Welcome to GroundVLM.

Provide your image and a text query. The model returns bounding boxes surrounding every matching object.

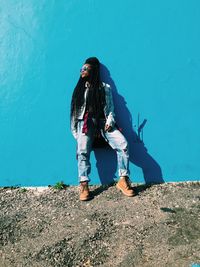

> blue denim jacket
[71,82,116,139]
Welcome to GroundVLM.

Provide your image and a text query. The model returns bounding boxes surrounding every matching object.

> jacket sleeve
[71,116,78,139]
[104,84,116,127]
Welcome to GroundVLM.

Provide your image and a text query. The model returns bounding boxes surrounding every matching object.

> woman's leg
[76,120,95,183]
[102,127,130,177]
[101,127,135,196]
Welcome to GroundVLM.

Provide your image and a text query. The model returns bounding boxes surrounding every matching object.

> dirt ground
[0,181,200,267]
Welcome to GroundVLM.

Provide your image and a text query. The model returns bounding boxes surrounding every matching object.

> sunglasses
[80,66,91,72]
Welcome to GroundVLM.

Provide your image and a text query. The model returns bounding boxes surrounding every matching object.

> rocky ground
[0,181,200,267]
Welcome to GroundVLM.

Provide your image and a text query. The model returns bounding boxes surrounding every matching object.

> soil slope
[0,182,200,267]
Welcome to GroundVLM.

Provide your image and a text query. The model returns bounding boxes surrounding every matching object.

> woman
[70,57,135,200]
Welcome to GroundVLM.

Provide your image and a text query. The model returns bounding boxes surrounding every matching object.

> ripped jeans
[76,118,130,183]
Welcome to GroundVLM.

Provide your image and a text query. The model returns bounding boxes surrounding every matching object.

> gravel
[0,181,200,267]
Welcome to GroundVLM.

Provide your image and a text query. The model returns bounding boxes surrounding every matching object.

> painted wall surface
[0,0,200,186]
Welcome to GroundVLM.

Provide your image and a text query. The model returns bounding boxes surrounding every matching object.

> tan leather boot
[79,181,90,201]
[116,176,135,197]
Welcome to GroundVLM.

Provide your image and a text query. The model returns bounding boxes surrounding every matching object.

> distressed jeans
[76,118,130,183]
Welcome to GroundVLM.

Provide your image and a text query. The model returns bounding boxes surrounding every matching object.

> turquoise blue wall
[1,0,200,186]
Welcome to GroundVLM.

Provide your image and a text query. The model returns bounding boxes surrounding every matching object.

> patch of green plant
[53,181,69,190]
[20,188,27,193]
[3,185,20,190]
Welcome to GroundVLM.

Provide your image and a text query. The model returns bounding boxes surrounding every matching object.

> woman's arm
[104,83,116,130]
[71,116,78,139]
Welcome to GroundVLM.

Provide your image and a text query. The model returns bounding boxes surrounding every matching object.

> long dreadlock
[70,57,105,130]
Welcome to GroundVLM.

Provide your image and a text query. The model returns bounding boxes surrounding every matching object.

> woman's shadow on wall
[93,64,164,185]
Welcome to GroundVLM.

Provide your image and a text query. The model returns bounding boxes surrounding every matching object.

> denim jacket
[71,82,116,139]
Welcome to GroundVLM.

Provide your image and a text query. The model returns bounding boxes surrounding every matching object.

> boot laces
[125,177,132,189]
[80,183,88,192]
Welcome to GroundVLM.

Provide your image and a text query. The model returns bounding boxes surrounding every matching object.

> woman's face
[80,64,92,78]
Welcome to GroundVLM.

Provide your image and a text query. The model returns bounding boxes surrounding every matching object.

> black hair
[70,57,105,129]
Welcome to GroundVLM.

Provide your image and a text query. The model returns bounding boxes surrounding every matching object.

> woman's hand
[104,124,112,132]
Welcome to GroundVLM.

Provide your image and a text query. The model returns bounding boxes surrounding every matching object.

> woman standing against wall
[70,57,135,201]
